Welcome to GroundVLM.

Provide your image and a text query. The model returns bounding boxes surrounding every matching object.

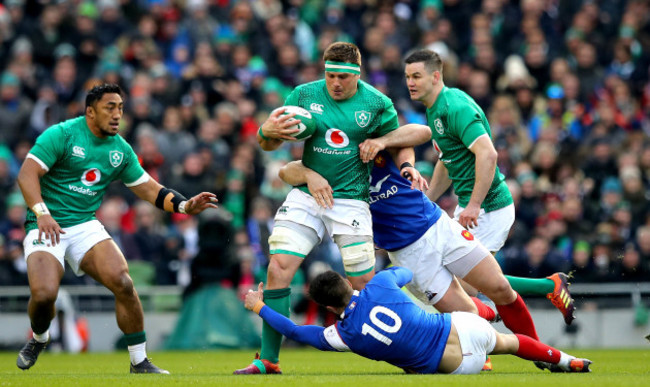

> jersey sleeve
[377,266,414,288]
[258,306,337,351]
[118,143,148,187]
[283,87,300,106]
[28,126,67,171]
[372,98,399,138]
[449,104,488,148]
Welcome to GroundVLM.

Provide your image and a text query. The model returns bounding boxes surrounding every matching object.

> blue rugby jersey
[258,267,452,374]
[369,151,442,250]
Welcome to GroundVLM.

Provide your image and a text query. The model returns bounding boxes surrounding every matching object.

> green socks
[259,288,291,364]
[505,275,554,296]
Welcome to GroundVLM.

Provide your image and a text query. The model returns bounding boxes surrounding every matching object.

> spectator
[0,71,33,147]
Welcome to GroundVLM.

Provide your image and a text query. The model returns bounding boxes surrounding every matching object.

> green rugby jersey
[426,86,513,212]
[25,116,147,231]
[285,79,399,201]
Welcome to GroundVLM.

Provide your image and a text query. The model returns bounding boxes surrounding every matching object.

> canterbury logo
[72,146,86,158]
[310,103,324,113]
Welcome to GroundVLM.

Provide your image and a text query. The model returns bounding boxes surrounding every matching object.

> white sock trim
[33,331,50,343]
[128,342,147,365]
[558,352,573,370]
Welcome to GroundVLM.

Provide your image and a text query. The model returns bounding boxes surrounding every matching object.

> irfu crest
[109,150,124,167]
[433,118,444,135]
[355,111,372,128]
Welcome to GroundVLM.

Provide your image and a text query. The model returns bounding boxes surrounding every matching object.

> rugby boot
[546,272,576,325]
[16,337,50,370]
[130,358,170,374]
[234,352,282,374]
[535,358,592,373]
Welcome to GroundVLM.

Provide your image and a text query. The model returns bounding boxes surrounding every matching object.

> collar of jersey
[429,85,448,112]
[340,290,360,319]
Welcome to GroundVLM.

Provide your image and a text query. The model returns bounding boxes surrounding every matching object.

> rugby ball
[277,105,316,142]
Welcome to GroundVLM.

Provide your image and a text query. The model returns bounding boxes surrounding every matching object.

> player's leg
[328,198,375,290]
[17,229,68,370]
[78,227,168,374]
[458,254,539,340]
[17,252,64,370]
[333,234,375,290]
[461,205,576,324]
[441,211,539,340]
[491,332,592,372]
[236,220,320,374]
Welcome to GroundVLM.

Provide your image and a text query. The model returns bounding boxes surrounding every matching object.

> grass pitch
[1,348,648,386]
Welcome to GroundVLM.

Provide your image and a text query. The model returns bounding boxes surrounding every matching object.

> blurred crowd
[0,0,649,290]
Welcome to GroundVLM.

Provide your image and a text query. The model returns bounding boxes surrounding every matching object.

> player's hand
[184,192,219,214]
[307,171,334,209]
[458,203,480,229]
[37,215,66,246]
[400,167,429,191]
[261,107,301,141]
[359,138,386,163]
[244,282,264,310]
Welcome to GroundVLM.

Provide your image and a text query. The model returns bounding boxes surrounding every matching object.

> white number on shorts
[361,306,402,345]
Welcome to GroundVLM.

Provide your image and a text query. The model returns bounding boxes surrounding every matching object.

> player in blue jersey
[243,267,592,374]
[282,149,555,342]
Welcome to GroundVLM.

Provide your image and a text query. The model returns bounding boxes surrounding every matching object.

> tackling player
[16,84,218,373]
[243,267,592,374]
[281,149,572,346]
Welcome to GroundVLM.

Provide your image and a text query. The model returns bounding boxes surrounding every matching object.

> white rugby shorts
[453,203,515,252]
[388,211,489,305]
[23,219,111,276]
[274,188,373,240]
[449,311,497,375]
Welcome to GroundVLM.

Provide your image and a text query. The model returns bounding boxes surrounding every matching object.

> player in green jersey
[403,50,575,345]
[235,42,430,375]
[16,84,218,374]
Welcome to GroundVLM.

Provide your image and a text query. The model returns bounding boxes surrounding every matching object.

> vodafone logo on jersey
[325,128,349,148]
[81,168,101,186]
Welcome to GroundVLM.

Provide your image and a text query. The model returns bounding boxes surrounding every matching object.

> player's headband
[324,61,361,75]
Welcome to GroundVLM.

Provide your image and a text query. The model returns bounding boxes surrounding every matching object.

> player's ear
[86,105,94,119]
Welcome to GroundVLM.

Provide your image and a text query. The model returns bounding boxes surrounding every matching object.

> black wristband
[155,187,188,212]
[399,162,413,170]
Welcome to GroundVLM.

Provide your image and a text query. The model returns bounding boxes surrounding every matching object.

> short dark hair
[309,270,350,308]
[323,42,362,67]
[404,49,443,74]
[85,84,122,108]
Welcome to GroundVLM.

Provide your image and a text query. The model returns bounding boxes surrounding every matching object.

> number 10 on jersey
[361,306,402,345]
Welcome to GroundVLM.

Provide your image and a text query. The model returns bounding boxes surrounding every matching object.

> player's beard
[100,125,119,137]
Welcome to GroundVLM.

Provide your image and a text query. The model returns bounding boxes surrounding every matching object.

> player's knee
[484,278,515,304]
[268,223,319,259]
[266,257,294,285]
[30,284,58,305]
[334,235,375,276]
[110,271,136,299]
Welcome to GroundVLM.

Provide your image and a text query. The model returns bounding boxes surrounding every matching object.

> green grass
[1,348,649,386]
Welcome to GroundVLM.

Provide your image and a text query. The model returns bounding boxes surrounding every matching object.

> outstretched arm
[245,283,336,351]
[279,161,334,208]
[359,124,432,163]
[129,178,218,215]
